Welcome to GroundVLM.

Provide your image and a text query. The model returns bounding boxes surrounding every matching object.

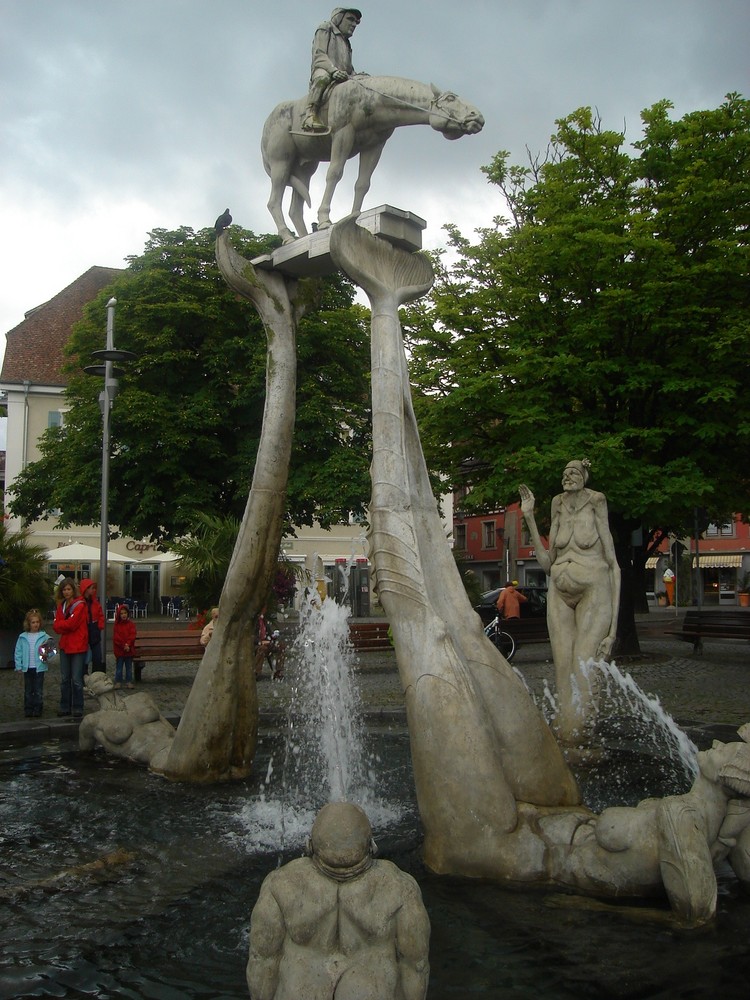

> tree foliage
[405,94,750,550]
[9,226,372,543]
[0,518,52,630]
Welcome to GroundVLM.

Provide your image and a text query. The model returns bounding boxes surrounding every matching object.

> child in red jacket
[113,604,137,689]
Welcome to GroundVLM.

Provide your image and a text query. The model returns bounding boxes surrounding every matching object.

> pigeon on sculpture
[214,208,232,233]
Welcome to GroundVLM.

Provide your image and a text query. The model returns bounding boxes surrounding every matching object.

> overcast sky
[1,0,749,360]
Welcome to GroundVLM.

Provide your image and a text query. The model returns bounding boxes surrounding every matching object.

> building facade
[453,493,750,606]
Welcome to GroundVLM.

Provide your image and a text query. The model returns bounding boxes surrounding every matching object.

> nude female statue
[520,460,621,745]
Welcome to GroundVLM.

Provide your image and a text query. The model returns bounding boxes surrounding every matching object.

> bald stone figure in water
[247,802,430,1000]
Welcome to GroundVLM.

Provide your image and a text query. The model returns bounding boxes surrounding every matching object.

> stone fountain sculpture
[519,461,621,747]
[262,58,484,241]
[153,14,750,929]
[80,672,176,772]
[160,260,307,783]
[247,802,430,1000]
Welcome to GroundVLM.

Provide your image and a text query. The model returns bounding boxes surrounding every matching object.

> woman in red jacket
[53,577,89,718]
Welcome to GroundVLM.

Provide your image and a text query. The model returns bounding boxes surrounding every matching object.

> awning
[645,557,659,569]
[45,542,133,563]
[692,554,743,569]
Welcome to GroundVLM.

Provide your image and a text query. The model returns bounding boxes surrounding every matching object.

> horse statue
[261,75,484,244]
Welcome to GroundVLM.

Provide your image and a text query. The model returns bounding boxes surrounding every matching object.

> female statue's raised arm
[519,483,551,575]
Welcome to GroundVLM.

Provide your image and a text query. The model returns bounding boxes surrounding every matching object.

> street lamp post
[84,298,136,657]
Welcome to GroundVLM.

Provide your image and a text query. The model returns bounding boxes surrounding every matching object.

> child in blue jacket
[15,608,55,718]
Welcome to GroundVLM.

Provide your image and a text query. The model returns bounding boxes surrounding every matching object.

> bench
[348,621,392,651]
[133,629,204,682]
[664,609,750,653]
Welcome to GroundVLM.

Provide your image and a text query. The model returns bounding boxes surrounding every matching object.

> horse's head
[428,85,485,140]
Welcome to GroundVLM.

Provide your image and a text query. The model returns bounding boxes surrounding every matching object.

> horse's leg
[289,162,317,238]
[351,143,385,215]
[317,125,356,230]
[266,162,296,244]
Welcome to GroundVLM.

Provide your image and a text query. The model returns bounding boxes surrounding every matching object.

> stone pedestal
[252,205,426,278]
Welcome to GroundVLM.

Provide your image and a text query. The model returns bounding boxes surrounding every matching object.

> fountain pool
[2,724,750,1000]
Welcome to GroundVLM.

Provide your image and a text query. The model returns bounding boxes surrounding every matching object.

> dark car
[474,586,548,625]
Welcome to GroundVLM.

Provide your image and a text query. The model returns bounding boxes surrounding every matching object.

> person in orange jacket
[495,581,528,620]
[53,577,89,718]
[79,577,105,675]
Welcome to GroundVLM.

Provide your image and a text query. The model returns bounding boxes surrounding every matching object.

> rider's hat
[332,7,362,21]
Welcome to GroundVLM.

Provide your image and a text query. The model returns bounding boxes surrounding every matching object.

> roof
[0,266,123,387]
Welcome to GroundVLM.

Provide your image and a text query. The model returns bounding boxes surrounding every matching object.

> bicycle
[484,615,516,661]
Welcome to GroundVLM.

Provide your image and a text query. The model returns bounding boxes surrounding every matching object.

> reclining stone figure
[79,671,175,773]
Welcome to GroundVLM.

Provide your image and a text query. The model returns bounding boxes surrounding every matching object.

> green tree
[9,226,372,543]
[0,519,52,630]
[404,95,750,648]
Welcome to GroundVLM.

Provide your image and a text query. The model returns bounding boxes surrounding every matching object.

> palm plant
[0,519,53,630]
[170,512,241,613]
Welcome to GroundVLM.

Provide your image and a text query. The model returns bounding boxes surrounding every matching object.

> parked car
[474,586,548,625]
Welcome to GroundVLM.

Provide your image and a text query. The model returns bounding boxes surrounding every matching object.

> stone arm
[592,492,620,659]
[247,883,285,1000]
[394,876,431,1000]
[78,714,98,752]
[713,798,750,862]
[519,484,552,575]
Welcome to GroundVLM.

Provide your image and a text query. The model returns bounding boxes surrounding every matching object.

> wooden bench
[664,609,750,653]
[348,621,392,651]
[133,629,204,682]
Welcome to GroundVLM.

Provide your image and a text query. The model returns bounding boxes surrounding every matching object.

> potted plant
[739,573,750,608]
[0,519,53,668]
[655,589,668,607]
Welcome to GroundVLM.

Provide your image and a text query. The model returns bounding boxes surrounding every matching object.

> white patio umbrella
[136,551,180,563]
[44,542,134,563]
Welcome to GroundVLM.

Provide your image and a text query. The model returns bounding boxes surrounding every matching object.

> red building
[454,496,750,606]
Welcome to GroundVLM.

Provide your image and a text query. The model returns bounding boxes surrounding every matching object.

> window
[706,522,734,537]
[482,520,496,549]
[48,411,64,428]
[454,524,466,551]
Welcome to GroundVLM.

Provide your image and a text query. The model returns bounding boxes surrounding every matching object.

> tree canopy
[9,225,372,544]
[405,94,750,555]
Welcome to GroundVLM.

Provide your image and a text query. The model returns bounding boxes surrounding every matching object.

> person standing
[496,581,528,620]
[52,578,88,718]
[254,606,285,680]
[113,604,137,690]
[14,608,53,718]
[79,578,105,675]
[663,567,676,607]
[200,606,219,647]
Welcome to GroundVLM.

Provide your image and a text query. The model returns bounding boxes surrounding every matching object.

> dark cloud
[1,0,748,343]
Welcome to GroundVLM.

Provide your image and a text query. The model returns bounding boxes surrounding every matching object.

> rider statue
[302,8,363,132]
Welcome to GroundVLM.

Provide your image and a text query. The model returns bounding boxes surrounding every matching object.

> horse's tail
[289,174,311,207]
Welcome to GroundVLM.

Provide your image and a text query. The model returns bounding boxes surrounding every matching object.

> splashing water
[289,595,370,800]
[238,594,403,853]
[533,658,698,809]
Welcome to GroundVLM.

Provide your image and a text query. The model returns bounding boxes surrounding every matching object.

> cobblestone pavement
[1,613,747,745]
